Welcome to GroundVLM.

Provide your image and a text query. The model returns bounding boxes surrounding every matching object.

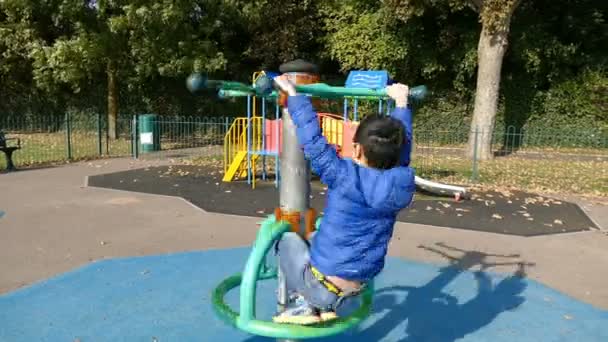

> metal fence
[2,115,607,195]
[412,126,607,196]
[0,114,235,169]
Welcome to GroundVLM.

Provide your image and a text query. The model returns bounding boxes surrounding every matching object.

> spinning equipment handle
[187,73,428,101]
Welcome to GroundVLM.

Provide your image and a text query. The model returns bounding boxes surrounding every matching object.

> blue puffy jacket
[287,95,416,282]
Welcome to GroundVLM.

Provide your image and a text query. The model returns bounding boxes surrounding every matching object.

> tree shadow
[347,243,534,341]
[243,242,534,341]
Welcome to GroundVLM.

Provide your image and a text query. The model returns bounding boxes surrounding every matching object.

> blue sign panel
[345,70,389,89]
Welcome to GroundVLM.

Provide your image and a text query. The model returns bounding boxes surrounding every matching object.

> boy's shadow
[245,242,534,341]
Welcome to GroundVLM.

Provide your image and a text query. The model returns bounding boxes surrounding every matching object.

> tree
[21,0,228,139]
[325,0,523,159]
[230,0,324,70]
[466,0,522,160]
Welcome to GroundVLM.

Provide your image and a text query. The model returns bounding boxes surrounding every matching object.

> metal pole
[471,126,479,182]
[247,95,252,185]
[65,112,72,160]
[279,107,311,216]
[132,115,139,159]
[262,98,267,181]
[97,112,102,156]
[277,106,310,342]
[275,103,280,188]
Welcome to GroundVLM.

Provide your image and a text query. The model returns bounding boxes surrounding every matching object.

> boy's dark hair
[353,115,404,169]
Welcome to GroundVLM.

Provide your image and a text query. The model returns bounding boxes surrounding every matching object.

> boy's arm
[287,95,344,188]
[389,104,413,166]
[386,84,413,166]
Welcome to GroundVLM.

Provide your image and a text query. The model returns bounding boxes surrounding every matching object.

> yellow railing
[224,113,350,184]
[224,118,248,174]
[224,117,265,176]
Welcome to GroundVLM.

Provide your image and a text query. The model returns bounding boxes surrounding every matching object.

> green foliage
[529,68,607,131]
[234,0,323,68]
[0,0,605,146]
[320,2,407,75]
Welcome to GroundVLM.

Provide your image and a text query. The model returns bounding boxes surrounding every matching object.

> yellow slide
[223,151,260,182]
[223,151,247,182]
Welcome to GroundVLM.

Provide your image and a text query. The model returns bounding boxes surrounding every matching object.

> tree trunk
[107,61,118,140]
[467,22,510,160]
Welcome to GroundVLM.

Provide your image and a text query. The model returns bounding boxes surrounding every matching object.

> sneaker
[272,296,321,325]
[276,291,302,307]
[319,310,338,322]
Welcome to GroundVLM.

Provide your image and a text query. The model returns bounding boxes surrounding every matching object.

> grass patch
[0,132,131,169]
[414,155,608,197]
[3,131,606,198]
[184,153,607,197]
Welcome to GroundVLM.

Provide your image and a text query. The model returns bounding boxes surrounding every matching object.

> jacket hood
[356,166,416,212]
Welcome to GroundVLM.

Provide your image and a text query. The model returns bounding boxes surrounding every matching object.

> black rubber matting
[88,165,598,237]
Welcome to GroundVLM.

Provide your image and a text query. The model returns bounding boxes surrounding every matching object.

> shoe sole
[320,312,338,321]
[272,315,321,325]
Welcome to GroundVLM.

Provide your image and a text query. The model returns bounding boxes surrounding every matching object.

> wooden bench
[0,131,21,171]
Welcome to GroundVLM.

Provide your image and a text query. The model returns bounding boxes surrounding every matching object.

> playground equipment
[189,60,467,340]
[214,69,468,200]
[206,60,377,341]
[212,215,374,339]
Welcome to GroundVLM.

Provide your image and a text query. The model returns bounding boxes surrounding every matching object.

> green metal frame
[215,81,427,101]
[212,215,374,340]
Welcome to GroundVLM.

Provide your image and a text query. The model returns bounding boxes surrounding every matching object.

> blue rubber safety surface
[1,247,606,342]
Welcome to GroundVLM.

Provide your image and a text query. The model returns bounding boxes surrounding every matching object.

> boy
[272,78,416,325]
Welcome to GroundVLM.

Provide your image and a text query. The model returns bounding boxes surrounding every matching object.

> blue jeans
[275,232,350,311]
